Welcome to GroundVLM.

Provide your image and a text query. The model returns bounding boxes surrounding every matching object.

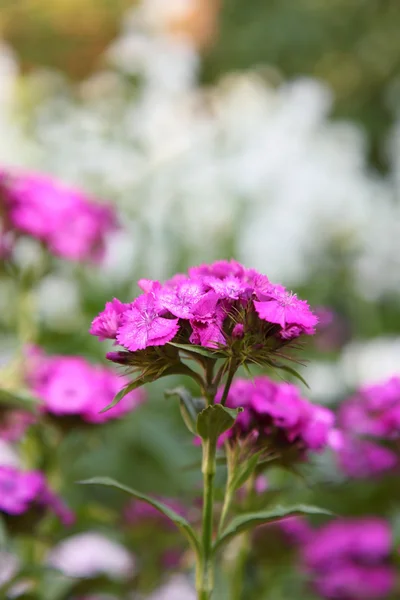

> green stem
[218,486,234,536]
[229,472,256,600]
[220,360,238,406]
[218,444,238,536]
[230,532,250,600]
[197,438,217,600]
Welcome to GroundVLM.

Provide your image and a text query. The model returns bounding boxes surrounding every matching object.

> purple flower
[204,276,250,300]
[218,376,334,453]
[124,498,187,530]
[333,376,400,479]
[159,280,207,319]
[188,259,246,280]
[301,518,395,600]
[333,434,397,478]
[0,410,36,442]
[254,289,318,334]
[89,299,131,341]
[339,377,400,439]
[117,293,180,351]
[26,348,145,423]
[0,168,116,262]
[91,260,318,359]
[279,517,313,544]
[0,466,44,515]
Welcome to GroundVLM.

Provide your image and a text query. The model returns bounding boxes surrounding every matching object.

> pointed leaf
[196,404,243,442]
[273,364,310,389]
[230,452,262,492]
[100,376,149,413]
[0,515,7,550]
[214,504,331,551]
[168,342,221,358]
[165,387,199,434]
[79,476,200,555]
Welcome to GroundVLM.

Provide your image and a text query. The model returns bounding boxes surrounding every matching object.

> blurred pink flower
[0,465,72,524]
[0,168,117,262]
[302,518,395,600]
[26,347,145,423]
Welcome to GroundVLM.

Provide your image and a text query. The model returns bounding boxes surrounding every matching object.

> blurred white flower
[300,361,346,403]
[0,440,21,468]
[36,274,81,330]
[0,552,19,587]
[147,575,196,600]
[0,41,36,166]
[47,532,135,580]
[340,337,400,387]
[0,1,398,300]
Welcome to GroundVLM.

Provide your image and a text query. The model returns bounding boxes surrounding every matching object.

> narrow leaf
[273,364,310,389]
[100,376,148,413]
[196,404,242,442]
[165,387,199,434]
[169,342,223,358]
[230,452,261,492]
[214,504,331,551]
[79,476,200,555]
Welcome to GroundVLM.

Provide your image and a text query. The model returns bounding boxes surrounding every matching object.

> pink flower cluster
[90,260,318,353]
[26,348,145,423]
[0,466,73,525]
[0,168,116,262]
[302,518,395,600]
[218,376,334,453]
[124,498,188,531]
[332,377,400,478]
[0,410,36,442]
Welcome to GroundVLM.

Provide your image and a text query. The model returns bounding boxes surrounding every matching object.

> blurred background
[0,0,400,598]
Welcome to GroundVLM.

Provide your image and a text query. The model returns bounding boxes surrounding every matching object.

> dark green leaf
[273,364,310,389]
[0,515,7,549]
[214,504,331,551]
[196,404,242,442]
[165,386,199,434]
[79,476,200,555]
[168,342,223,358]
[100,376,149,413]
[229,452,262,492]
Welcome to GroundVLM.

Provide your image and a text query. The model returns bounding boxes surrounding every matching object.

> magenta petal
[254,300,286,327]
[89,298,129,341]
[117,304,179,351]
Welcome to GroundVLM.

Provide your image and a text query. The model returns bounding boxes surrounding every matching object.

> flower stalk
[197,437,217,600]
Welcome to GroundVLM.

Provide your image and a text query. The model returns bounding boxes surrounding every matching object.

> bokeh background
[0,0,400,598]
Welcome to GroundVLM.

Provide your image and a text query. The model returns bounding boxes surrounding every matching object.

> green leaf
[79,476,200,556]
[214,504,331,551]
[229,452,262,492]
[168,342,223,358]
[273,364,310,389]
[165,386,201,434]
[100,376,149,413]
[0,388,39,413]
[0,515,7,550]
[196,404,243,442]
